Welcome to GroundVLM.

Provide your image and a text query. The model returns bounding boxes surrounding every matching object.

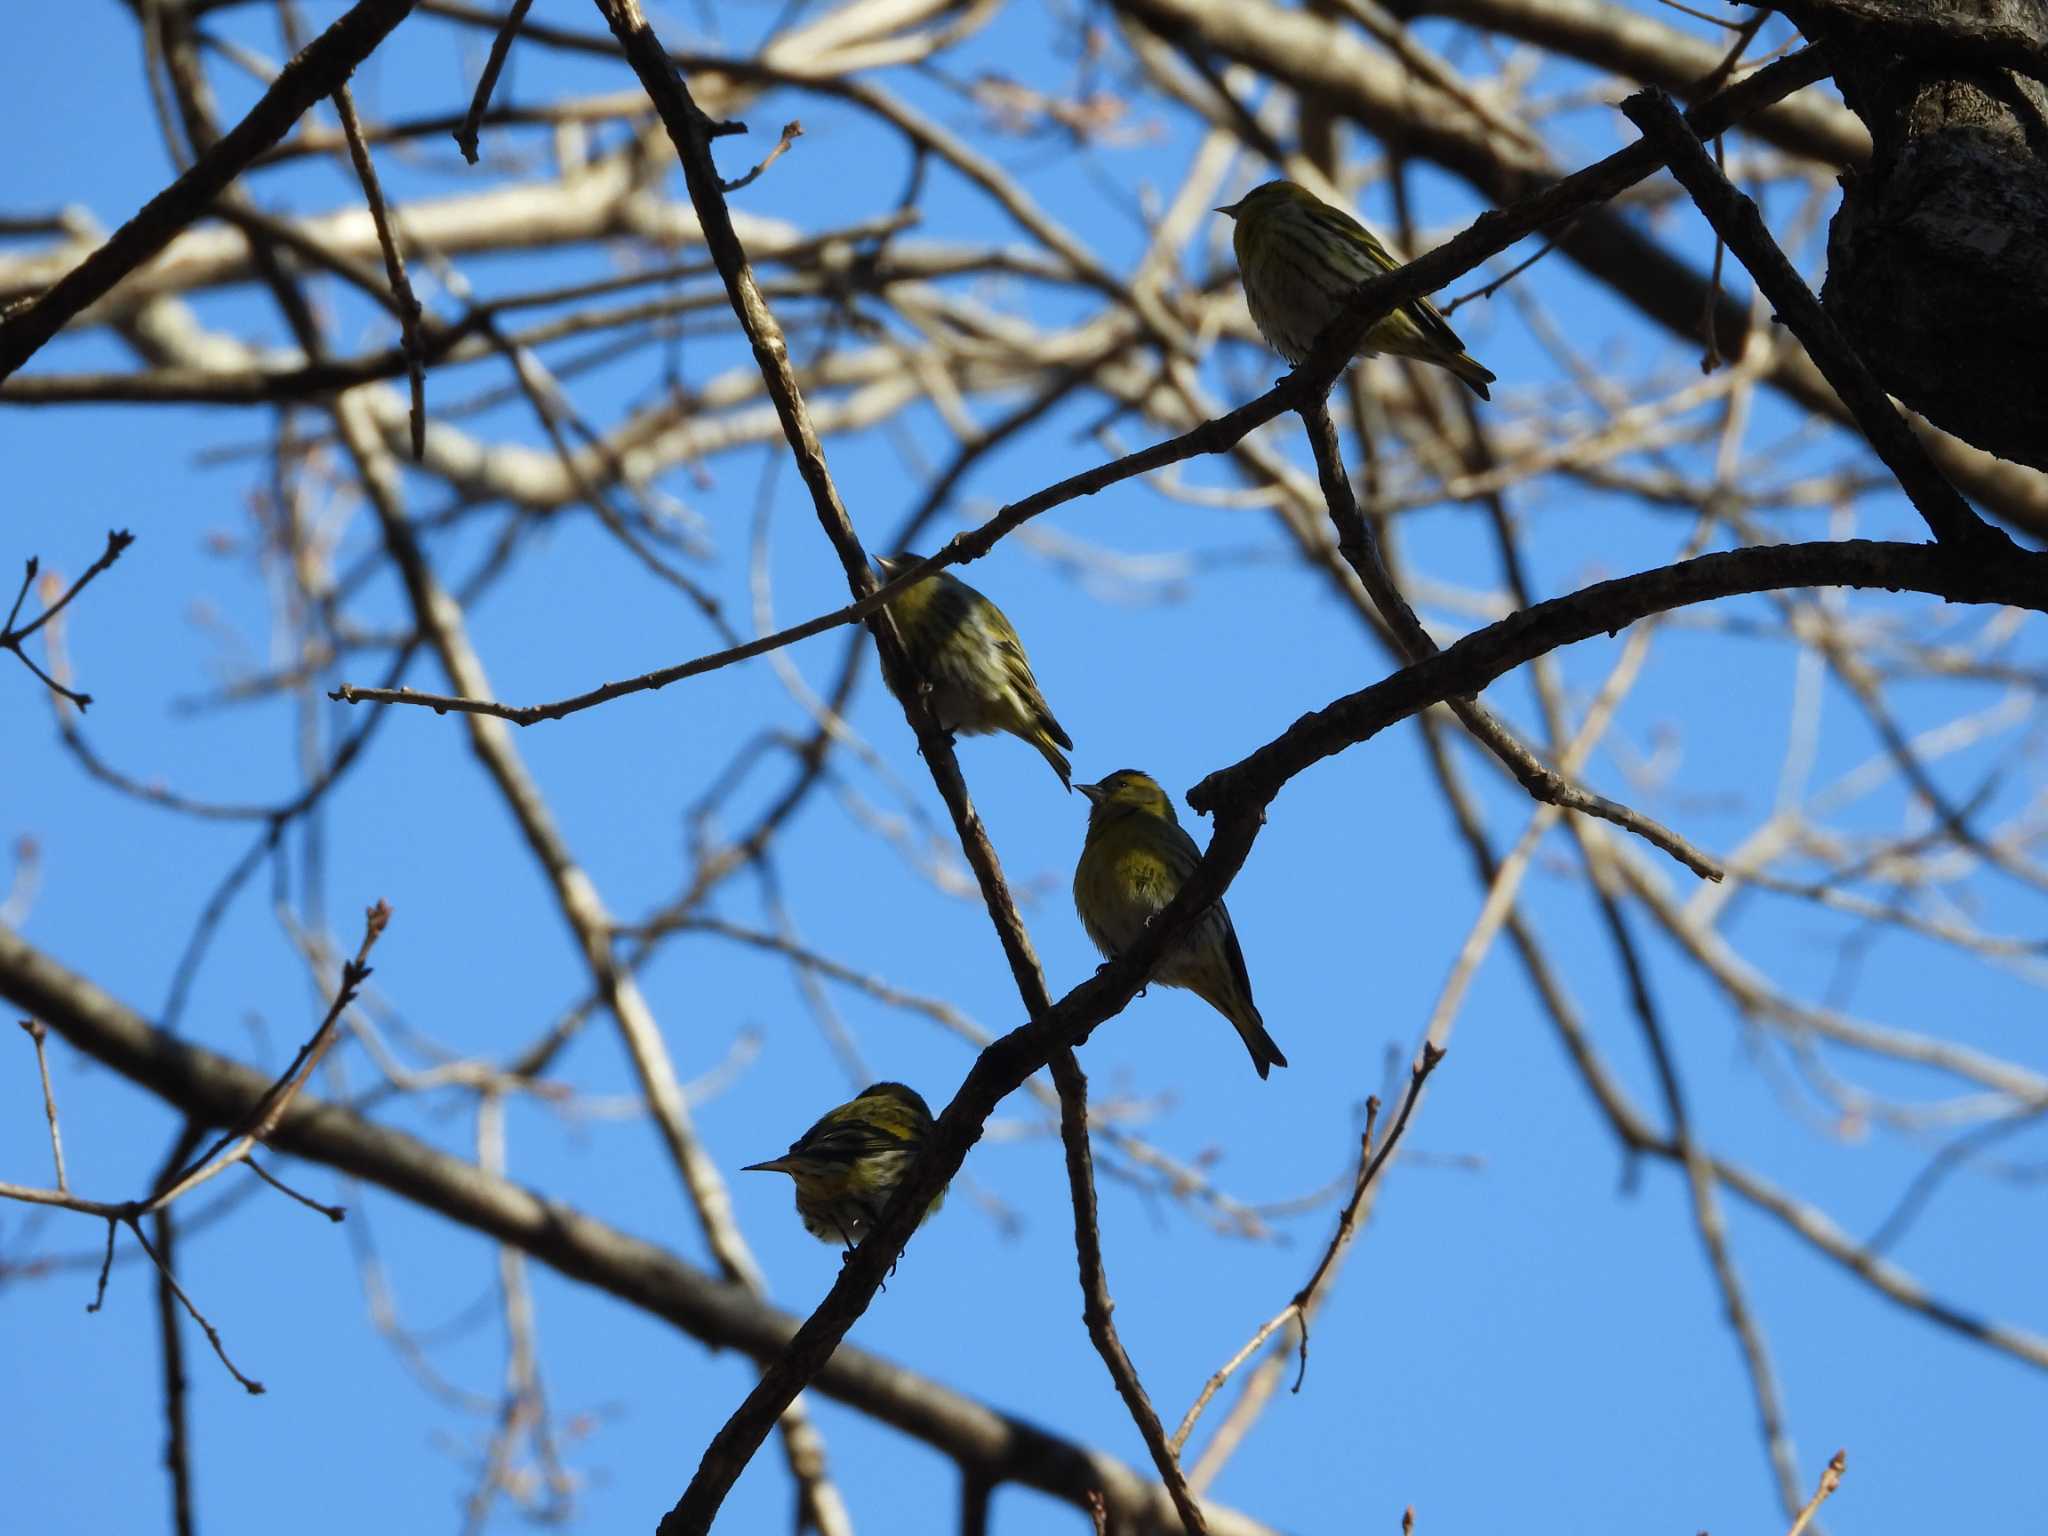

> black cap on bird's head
[1214,181,1308,220]
[1076,769,1177,823]
[854,1080,933,1120]
[741,1081,935,1176]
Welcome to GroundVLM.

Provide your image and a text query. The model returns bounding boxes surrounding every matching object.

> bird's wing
[797,1118,909,1162]
[1319,199,1472,354]
[1407,288,1472,353]
[992,626,1074,749]
[1215,903,1258,1015]
[1159,816,1252,1002]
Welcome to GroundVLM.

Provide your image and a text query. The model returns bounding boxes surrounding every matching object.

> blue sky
[4,3,2044,1534]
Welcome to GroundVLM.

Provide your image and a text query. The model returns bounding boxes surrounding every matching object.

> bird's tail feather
[1192,977,1289,1079]
[1448,351,1495,400]
[1233,1009,1289,1079]
[1032,728,1073,790]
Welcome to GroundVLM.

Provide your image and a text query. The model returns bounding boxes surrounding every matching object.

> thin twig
[150,899,390,1211]
[1054,1051,1210,1534]
[1586,853,1807,1516]
[1172,1047,1444,1457]
[152,1203,196,1536]
[150,1124,206,1536]
[1441,222,1575,316]
[19,1018,68,1192]
[1699,137,1729,372]
[722,120,803,193]
[5,531,133,644]
[1,530,133,710]
[88,1219,115,1313]
[453,0,535,163]
[128,1214,265,1394]
[243,1155,348,1221]
[0,909,387,1253]
[331,84,427,459]
[1785,1449,1847,1536]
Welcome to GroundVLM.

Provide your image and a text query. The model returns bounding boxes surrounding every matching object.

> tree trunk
[1786,0,2048,473]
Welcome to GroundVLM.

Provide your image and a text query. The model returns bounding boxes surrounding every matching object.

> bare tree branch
[0,0,422,378]
[1619,88,2005,555]
[0,919,1279,1536]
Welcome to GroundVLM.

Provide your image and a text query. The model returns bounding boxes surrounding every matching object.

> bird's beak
[1214,200,1240,219]
[742,1156,797,1175]
[873,555,898,576]
[1076,781,1108,804]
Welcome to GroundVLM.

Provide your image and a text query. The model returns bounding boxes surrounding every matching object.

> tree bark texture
[1787,0,2048,472]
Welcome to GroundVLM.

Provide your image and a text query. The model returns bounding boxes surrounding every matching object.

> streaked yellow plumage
[1072,769,1288,1079]
[877,554,1073,788]
[1217,180,1495,399]
[743,1081,946,1250]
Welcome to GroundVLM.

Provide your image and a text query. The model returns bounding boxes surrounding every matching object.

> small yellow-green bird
[1217,180,1495,399]
[875,553,1073,789]
[743,1081,946,1250]
[1072,769,1288,1079]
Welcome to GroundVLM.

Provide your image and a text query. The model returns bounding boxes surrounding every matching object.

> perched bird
[875,553,1074,789]
[1072,769,1289,1079]
[1216,180,1495,399]
[743,1081,946,1250]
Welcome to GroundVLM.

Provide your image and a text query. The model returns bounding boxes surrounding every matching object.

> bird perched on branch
[743,1081,946,1251]
[1072,769,1289,1079]
[875,553,1074,788]
[1217,179,1496,399]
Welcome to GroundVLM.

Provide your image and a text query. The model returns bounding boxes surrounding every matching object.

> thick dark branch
[1120,0,2048,541]
[0,921,1276,1536]
[1385,0,1870,166]
[662,530,2048,1534]
[1619,88,2008,557]
[328,46,1836,728]
[1114,2,1835,390]
[1298,400,1722,880]
[1188,539,2048,816]
[1776,0,2048,85]
[590,3,1210,1527]
[654,846,1264,1535]
[15,536,2045,1520]
[0,0,421,380]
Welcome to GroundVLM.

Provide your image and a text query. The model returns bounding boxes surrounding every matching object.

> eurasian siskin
[1217,180,1495,399]
[743,1081,946,1250]
[1072,769,1289,1079]
[875,554,1074,789]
